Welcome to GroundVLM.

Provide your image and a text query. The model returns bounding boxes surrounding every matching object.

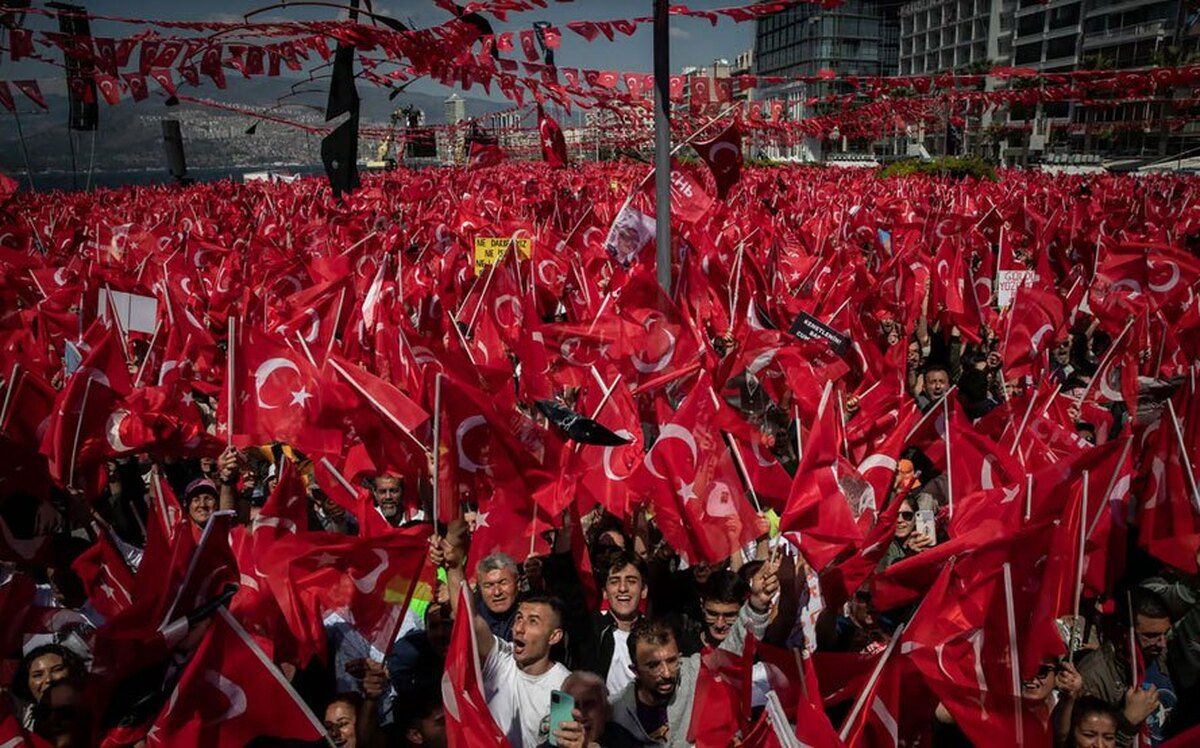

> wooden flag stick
[329,359,430,456]
[723,431,762,514]
[1074,318,1134,409]
[133,319,163,388]
[0,362,19,433]
[839,622,905,741]
[1002,562,1025,747]
[432,373,443,526]
[160,509,236,627]
[226,316,236,447]
[1070,470,1089,654]
[943,396,955,521]
[1166,397,1200,514]
[67,376,94,489]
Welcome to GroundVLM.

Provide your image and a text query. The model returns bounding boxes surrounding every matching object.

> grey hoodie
[608,603,770,747]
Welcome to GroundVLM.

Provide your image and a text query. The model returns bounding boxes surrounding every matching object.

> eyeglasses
[897,511,915,521]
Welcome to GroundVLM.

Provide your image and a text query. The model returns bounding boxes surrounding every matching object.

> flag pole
[133,320,163,387]
[0,362,19,433]
[943,396,954,521]
[319,457,358,504]
[328,358,430,456]
[1071,470,1089,654]
[723,432,762,514]
[160,509,236,626]
[295,331,319,367]
[1166,398,1200,513]
[226,316,236,446]
[326,288,346,362]
[838,622,906,741]
[1074,318,1134,409]
[432,373,443,527]
[67,376,94,489]
[653,0,671,295]
[1002,562,1025,747]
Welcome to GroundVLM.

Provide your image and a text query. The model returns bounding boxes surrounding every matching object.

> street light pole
[653,0,671,296]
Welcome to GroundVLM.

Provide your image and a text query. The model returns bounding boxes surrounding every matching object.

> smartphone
[915,509,937,545]
[548,690,575,746]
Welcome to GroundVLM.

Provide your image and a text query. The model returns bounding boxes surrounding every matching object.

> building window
[1017,12,1045,36]
[1046,35,1076,60]
[1048,4,1079,30]
[1015,41,1042,64]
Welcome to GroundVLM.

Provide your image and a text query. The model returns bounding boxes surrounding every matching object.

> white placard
[98,289,159,334]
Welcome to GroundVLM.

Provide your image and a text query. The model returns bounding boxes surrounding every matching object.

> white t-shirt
[606,628,633,699]
[483,636,570,748]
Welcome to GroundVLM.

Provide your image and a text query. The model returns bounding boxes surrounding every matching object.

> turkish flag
[1,368,56,449]
[1136,374,1200,574]
[12,80,47,110]
[688,644,754,745]
[692,119,743,199]
[629,372,763,565]
[779,382,863,571]
[536,105,569,168]
[443,586,511,748]
[900,523,1059,747]
[148,609,326,746]
[93,74,122,105]
[468,140,507,168]
[220,323,342,454]
[571,374,645,519]
[258,526,430,661]
[70,525,136,619]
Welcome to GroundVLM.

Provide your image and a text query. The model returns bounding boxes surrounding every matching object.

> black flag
[321,119,360,197]
[535,400,631,446]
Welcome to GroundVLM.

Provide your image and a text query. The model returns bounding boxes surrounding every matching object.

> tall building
[899,0,1015,75]
[440,94,467,163]
[752,1,901,158]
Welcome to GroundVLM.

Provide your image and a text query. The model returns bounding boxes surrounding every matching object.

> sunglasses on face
[897,511,915,521]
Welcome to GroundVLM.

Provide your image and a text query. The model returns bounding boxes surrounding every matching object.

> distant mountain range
[0,76,509,174]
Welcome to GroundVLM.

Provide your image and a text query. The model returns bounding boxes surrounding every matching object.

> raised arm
[434,518,496,661]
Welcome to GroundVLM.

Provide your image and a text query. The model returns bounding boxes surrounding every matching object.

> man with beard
[371,473,405,526]
[608,551,781,746]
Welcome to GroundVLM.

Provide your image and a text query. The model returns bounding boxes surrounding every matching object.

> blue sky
[2,1,756,99]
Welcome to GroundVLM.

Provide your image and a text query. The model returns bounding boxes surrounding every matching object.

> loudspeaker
[51,2,97,131]
[162,119,187,179]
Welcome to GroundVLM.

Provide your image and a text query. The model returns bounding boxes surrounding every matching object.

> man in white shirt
[436,527,570,747]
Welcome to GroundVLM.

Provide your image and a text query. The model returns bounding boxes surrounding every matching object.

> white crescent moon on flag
[858,453,897,476]
[602,429,636,482]
[302,308,320,343]
[1148,259,1180,293]
[644,423,698,479]
[456,415,489,473]
[203,670,248,723]
[106,409,133,453]
[707,142,740,171]
[254,358,301,409]
[493,294,523,328]
[1029,323,1055,352]
[353,548,390,593]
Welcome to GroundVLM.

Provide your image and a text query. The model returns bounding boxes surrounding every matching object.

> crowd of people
[2,162,1200,748]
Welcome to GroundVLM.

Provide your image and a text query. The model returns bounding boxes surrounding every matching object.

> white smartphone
[915,509,937,545]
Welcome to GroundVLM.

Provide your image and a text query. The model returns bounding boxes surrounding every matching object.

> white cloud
[669,27,692,40]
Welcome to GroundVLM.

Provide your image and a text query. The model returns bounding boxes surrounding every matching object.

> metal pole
[653,0,671,296]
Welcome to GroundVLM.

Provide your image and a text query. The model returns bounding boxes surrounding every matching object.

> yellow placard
[473,236,532,274]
